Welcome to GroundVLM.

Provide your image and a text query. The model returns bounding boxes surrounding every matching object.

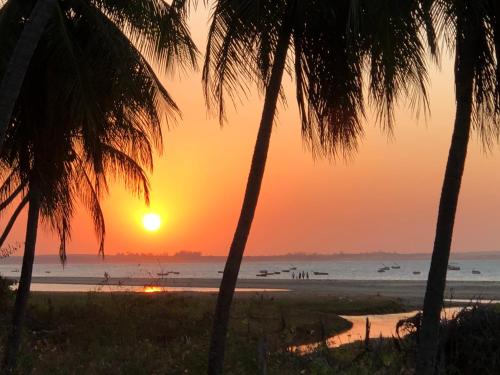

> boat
[447,264,460,271]
[256,273,267,277]
[274,272,281,274]
[218,271,223,274]
[377,268,386,273]
[45,271,51,274]
[290,267,297,270]
[313,271,329,276]
[391,264,401,269]
[413,271,421,275]
[157,272,169,276]
[259,270,268,273]
[282,270,290,272]
[472,270,481,275]
[171,271,180,275]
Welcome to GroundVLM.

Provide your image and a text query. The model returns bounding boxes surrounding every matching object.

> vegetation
[1,0,500,374]
[0,0,196,369]
[204,0,436,371]
[0,292,406,374]
[418,1,500,373]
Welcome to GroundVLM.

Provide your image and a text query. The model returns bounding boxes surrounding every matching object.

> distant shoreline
[9,277,500,304]
[2,251,500,264]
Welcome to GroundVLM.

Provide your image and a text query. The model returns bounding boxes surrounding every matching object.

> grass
[0,291,407,374]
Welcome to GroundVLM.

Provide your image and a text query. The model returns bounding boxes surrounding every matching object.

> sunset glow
[3,9,500,257]
[143,286,163,293]
[143,214,161,232]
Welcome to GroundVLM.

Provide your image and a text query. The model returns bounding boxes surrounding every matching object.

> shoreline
[8,277,500,304]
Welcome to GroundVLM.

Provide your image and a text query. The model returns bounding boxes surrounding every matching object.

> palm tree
[0,0,197,370]
[416,1,500,373]
[0,0,58,151]
[203,0,436,373]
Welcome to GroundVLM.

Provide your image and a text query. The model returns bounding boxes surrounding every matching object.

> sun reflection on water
[143,286,163,293]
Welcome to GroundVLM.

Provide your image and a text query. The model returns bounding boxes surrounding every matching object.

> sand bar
[6,277,500,304]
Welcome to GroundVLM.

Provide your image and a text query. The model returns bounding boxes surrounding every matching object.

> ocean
[1,258,500,282]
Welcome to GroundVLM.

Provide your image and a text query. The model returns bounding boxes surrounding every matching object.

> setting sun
[143,213,161,232]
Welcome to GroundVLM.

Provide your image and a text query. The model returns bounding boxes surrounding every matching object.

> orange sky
[3,9,500,257]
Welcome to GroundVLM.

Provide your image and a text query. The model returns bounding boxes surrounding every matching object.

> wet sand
[9,277,500,304]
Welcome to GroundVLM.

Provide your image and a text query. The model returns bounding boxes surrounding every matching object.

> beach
[14,277,500,305]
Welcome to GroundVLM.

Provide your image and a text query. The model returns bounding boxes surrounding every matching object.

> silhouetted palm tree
[0,0,196,371]
[203,0,436,373]
[0,0,58,151]
[417,1,500,373]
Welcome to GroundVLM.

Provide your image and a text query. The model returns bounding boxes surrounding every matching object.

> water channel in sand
[292,307,463,353]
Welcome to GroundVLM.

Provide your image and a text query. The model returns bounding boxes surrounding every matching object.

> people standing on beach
[306,272,309,279]
[292,272,295,279]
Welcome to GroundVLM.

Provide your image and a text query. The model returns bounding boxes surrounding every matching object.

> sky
[3,8,500,257]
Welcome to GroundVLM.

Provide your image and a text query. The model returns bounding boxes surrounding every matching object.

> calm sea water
[1,259,499,281]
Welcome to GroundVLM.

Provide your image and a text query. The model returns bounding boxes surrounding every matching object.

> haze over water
[2,258,500,282]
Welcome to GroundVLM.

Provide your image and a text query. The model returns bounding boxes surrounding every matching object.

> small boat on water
[282,270,290,272]
[447,264,460,271]
[256,273,267,277]
[391,264,401,269]
[45,271,51,274]
[313,271,329,276]
[218,271,223,274]
[157,272,169,276]
[290,267,297,270]
[413,271,421,275]
[171,272,180,275]
[472,270,481,275]
[259,270,268,273]
[377,268,386,273]
[274,272,281,274]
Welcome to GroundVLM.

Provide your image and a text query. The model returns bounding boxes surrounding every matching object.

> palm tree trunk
[2,187,41,373]
[0,0,58,150]
[416,27,474,375]
[207,23,293,375]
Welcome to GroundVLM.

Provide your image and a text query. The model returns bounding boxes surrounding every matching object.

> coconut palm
[0,0,58,152]
[203,0,436,373]
[0,0,196,370]
[417,1,500,373]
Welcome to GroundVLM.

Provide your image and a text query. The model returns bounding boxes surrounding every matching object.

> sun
[143,213,161,232]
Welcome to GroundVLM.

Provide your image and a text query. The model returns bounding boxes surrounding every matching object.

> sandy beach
[11,277,500,304]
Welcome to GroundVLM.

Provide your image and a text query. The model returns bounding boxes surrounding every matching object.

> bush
[396,305,500,374]
[440,305,500,374]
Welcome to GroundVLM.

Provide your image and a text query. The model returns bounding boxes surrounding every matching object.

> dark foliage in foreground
[0,292,403,374]
[398,305,500,374]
